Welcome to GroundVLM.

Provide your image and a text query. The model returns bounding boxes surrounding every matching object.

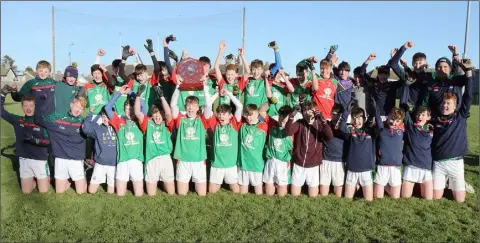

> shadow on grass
[464,154,479,166]
[1,143,21,186]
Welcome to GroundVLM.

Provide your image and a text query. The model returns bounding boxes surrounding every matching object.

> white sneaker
[465,182,475,194]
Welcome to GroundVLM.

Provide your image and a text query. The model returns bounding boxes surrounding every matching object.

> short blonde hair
[36,60,51,71]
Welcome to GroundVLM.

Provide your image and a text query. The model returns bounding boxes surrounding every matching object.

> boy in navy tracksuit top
[360,53,405,120]
[82,109,117,194]
[1,90,50,194]
[388,41,429,112]
[400,104,434,200]
[339,105,375,201]
[422,57,467,118]
[431,60,473,203]
[373,105,405,199]
[35,96,88,194]
[321,104,347,198]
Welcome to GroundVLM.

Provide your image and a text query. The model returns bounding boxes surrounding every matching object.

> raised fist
[97,49,105,56]
[219,40,226,51]
[448,45,458,55]
[367,53,377,61]
[404,41,415,48]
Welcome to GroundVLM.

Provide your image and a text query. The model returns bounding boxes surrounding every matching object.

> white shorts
[116,159,144,182]
[345,170,373,187]
[145,155,175,183]
[210,166,238,185]
[238,168,263,186]
[403,165,432,183]
[19,157,49,179]
[374,165,402,187]
[319,160,345,187]
[90,163,116,187]
[291,163,319,187]
[54,158,85,181]
[176,161,207,184]
[263,158,290,186]
[433,158,465,192]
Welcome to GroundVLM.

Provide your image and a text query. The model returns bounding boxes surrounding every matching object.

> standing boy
[285,100,333,197]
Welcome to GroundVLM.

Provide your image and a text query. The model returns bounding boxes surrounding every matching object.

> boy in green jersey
[238,104,268,195]
[105,86,145,197]
[243,59,268,107]
[170,77,214,196]
[81,64,115,116]
[118,41,162,115]
[259,103,294,197]
[134,86,175,196]
[214,40,248,106]
[205,87,243,194]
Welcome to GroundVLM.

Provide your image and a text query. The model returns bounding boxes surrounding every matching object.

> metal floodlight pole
[463,1,471,59]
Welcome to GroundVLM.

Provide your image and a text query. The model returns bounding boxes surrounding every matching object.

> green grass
[1,96,479,242]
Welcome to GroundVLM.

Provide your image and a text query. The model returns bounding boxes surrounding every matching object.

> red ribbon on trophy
[177,57,205,91]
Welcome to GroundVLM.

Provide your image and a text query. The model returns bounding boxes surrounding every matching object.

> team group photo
[1,1,479,242]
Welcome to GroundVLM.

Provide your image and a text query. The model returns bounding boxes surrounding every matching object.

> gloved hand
[166,34,177,44]
[154,85,164,99]
[136,84,146,97]
[121,45,133,60]
[144,39,154,53]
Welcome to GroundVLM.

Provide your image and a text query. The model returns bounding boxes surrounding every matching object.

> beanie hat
[64,66,78,79]
[435,57,452,69]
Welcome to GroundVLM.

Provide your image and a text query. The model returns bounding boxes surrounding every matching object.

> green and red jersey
[126,74,160,115]
[242,77,267,107]
[84,82,111,114]
[173,113,210,162]
[238,120,268,172]
[209,117,241,168]
[267,80,289,117]
[217,76,243,105]
[140,117,174,163]
[264,115,293,163]
[289,78,313,107]
[109,113,144,163]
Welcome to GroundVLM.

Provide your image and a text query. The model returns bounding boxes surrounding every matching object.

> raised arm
[312,69,319,91]
[281,71,295,93]
[203,80,217,119]
[448,45,463,76]
[118,45,134,82]
[144,39,160,76]
[226,89,243,122]
[258,101,269,120]
[94,49,105,65]
[105,91,121,120]
[163,38,173,75]
[0,93,18,125]
[239,48,250,78]
[360,53,377,85]
[214,41,226,84]
[284,110,300,136]
[269,41,282,76]
[82,111,101,138]
[265,71,273,100]
[458,60,474,118]
[170,81,181,119]
[134,95,146,126]
[388,42,414,82]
